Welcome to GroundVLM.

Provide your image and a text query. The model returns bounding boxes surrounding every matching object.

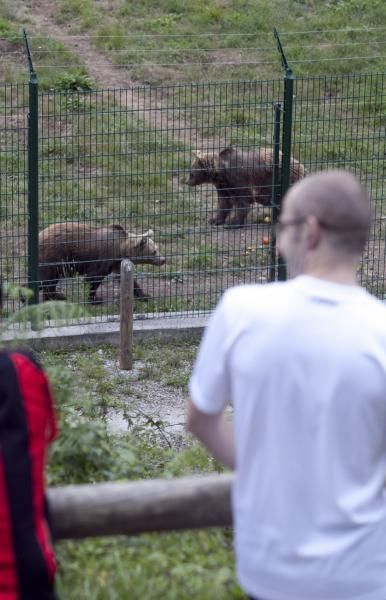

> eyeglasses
[275,217,307,236]
[275,216,364,236]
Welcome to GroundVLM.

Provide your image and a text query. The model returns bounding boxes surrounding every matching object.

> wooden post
[120,259,134,370]
[47,473,234,540]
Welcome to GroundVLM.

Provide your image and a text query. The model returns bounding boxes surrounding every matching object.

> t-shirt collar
[292,274,366,301]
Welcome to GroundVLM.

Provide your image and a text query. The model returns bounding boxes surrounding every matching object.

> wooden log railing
[48,473,234,540]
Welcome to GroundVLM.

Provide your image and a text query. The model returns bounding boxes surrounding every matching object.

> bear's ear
[219,146,234,159]
[142,229,154,238]
[109,224,126,233]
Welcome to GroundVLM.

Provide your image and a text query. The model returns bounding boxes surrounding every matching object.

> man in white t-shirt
[187,170,386,600]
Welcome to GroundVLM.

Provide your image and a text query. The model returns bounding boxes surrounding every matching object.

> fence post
[120,259,134,370]
[278,69,295,281]
[24,30,39,304]
[273,28,295,281]
[281,69,295,201]
[269,102,282,282]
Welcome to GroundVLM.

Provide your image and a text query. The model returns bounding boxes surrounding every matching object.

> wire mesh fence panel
[38,80,284,322]
[291,72,386,298]
[2,71,386,328]
[0,84,29,316]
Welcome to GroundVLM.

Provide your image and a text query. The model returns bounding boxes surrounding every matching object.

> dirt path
[16,0,136,88]
[15,0,220,151]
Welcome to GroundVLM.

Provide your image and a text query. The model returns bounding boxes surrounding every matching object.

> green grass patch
[56,0,98,30]
[56,530,244,600]
[46,0,386,83]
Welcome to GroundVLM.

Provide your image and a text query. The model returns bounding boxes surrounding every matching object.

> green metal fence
[36,78,284,320]
[0,83,29,313]
[0,68,385,324]
[291,72,386,296]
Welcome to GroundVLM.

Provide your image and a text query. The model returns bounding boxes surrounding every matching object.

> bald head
[283,170,371,255]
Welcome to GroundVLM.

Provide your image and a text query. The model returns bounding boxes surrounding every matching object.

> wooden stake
[120,259,134,370]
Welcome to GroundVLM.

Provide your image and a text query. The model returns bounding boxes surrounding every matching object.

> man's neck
[303,264,359,286]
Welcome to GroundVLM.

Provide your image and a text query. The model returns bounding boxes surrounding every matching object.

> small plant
[227,111,248,126]
[53,71,94,92]
[48,418,138,485]
[148,14,180,30]
[56,0,97,28]
[0,283,88,338]
[186,244,216,269]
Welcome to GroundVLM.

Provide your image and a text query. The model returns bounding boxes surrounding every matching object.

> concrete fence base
[1,313,209,350]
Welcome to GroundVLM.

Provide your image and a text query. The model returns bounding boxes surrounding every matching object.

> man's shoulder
[224,281,291,301]
[357,291,386,329]
[222,281,292,315]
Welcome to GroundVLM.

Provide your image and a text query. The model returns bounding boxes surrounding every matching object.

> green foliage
[44,362,126,485]
[187,244,217,269]
[165,443,225,477]
[56,529,244,600]
[0,284,88,339]
[75,0,386,81]
[327,0,384,13]
[38,339,244,599]
[56,0,98,29]
[164,370,190,387]
[0,16,18,37]
[53,70,94,91]
[48,419,138,485]
[148,14,180,31]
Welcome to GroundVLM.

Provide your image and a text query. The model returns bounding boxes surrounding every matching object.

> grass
[1,1,386,83]
[49,0,386,82]
[56,531,244,600]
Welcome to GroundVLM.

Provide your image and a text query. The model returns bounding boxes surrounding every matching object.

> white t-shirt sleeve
[189,293,231,415]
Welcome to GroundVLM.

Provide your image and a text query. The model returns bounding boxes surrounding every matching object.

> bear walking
[186,146,305,227]
[38,222,166,304]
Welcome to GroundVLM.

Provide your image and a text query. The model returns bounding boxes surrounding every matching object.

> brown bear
[38,222,166,304]
[186,145,305,227]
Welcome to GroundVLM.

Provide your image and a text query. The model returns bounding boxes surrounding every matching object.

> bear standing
[186,145,305,227]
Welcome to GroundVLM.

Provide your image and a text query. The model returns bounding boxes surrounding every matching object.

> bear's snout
[154,255,166,266]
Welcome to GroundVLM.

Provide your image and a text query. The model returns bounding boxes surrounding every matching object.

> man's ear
[306,215,322,250]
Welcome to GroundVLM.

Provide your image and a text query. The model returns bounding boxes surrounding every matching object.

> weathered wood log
[48,473,234,540]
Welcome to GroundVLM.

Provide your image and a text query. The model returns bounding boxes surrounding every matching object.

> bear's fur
[186,145,305,227]
[38,222,166,304]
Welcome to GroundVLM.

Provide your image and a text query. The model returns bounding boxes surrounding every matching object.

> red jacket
[0,351,57,600]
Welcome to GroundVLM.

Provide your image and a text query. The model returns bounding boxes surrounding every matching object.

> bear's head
[125,230,166,266]
[186,150,219,186]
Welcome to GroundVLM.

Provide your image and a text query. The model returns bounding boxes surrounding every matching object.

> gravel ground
[101,355,190,446]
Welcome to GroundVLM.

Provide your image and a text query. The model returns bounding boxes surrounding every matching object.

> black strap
[0,351,55,600]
